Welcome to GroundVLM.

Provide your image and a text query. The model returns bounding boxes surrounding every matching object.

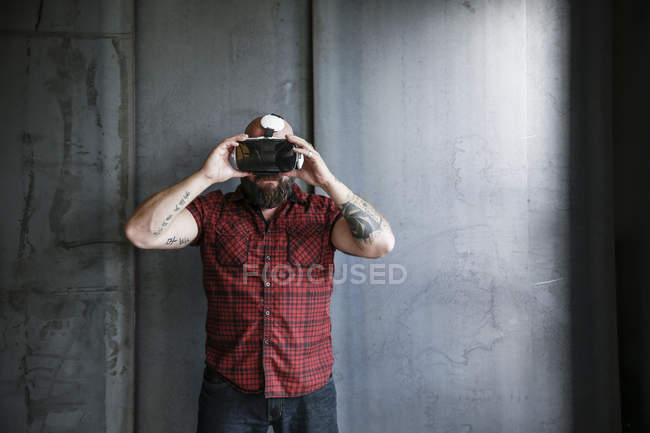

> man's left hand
[284,135,335,188]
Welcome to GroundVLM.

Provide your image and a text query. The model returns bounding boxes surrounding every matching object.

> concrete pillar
[0,1,135,432]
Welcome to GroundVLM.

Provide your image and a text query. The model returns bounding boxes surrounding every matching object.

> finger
[218,139,246,158]
[227,133,249,142]
[284,169,310,184]
[286,134,314,150]
[224,141,240,151]
[219,134,248,149]
[293,147,319,159]
[216,142,238,160]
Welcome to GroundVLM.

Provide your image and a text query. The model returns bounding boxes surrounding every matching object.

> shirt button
[264,281,271,287]
[264,339,270,345]
[265,255,271,261]
[265,310,271,316]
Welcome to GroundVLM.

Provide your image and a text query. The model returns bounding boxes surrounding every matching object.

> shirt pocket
[287,223,324,267]
[215,225,250,266]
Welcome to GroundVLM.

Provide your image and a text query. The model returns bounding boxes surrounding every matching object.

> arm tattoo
[153,190,191,237]
[340,195,386,243]
[165,235,191,246]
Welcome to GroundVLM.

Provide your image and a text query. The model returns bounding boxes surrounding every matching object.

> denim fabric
[196,367,339,433]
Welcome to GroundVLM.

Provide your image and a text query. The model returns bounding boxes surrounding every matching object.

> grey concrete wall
[0,1,135,432]
[134,1,312,432]
[0,0,623,432]
[314,0,620,432]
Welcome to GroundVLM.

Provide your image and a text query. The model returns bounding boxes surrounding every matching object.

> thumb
[230,169,251,178]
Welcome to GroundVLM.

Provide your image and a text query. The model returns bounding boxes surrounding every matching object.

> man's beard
[240,175,295,209]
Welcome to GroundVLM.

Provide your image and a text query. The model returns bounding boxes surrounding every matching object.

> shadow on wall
[568,0,621,432]
[612,1,650,432]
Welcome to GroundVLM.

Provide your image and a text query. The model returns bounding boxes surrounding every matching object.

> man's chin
[241,176,294,209]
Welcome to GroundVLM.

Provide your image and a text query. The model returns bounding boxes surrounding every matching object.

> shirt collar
[226,181,308,205]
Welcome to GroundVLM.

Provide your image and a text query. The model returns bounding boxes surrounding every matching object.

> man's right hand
[199,133,250,183]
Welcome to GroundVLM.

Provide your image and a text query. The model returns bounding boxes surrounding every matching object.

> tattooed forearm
[321,176,394,256]
[153,190,191,237]
[340,195,387,243]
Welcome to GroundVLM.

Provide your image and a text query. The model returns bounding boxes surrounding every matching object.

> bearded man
[124,114,395,433]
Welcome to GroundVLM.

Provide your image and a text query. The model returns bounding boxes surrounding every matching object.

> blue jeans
[196,367,339,433]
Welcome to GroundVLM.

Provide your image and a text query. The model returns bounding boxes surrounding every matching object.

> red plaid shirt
[186,182,341,397]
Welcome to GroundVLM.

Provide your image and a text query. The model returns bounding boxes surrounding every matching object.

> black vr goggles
[232,114,304,174]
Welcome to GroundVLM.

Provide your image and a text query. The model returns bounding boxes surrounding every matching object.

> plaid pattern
[186,183,341,397]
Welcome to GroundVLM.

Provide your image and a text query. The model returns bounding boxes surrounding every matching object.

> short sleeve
[325,197,342,250]
[185,189,224,246]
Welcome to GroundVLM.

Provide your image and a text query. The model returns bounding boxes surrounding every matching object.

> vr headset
[232,114,304,174]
